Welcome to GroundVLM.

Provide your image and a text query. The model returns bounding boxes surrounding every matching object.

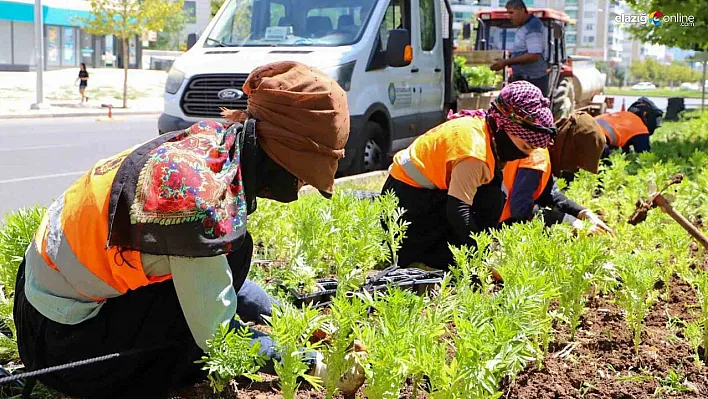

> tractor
[457,8,610,120]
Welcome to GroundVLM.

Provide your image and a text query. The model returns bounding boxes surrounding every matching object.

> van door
[412,0,444,134]
[372,0,418,150]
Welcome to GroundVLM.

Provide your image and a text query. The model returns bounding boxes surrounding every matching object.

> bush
[0,206,45,361]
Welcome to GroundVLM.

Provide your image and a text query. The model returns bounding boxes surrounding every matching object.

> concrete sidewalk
[0,68,167,119]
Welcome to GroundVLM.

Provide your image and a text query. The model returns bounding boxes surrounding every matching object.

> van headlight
[323,62,356,92]
[165,68,185,94]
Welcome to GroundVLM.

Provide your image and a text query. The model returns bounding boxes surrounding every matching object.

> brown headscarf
[551,110,606,176]
[225,61,350,196]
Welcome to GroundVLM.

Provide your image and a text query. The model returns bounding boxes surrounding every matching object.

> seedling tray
[285,267,444,308]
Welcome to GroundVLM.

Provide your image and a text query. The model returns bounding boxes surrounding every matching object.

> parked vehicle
[680,82,700,91]
[159,0,456,176]
[631,82,657,90]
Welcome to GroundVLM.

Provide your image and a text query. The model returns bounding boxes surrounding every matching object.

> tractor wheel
[552,78,575,121]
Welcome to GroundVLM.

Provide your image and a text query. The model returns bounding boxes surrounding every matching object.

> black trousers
[14,232,273,399]
[382,177,465,270]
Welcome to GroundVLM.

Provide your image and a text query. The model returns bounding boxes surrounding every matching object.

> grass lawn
[605,87,707,99]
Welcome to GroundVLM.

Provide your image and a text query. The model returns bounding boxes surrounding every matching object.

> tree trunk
[123,37,129,109]
[702,60,706,111]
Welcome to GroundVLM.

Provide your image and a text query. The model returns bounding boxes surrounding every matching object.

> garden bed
[507,276,708,399]
[3,114,708,399]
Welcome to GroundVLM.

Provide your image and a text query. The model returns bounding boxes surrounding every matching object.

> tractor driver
[490,0,550,97]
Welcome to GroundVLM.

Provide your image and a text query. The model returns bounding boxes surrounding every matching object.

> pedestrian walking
[76,63,89,103]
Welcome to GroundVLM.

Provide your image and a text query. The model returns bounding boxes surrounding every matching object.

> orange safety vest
[389,117,496,190]
[595,111,648,148]
[32,147,172,302]
[499,148,551,223]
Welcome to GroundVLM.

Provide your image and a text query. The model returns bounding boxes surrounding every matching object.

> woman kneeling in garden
[496,110,615,236]
[14,61,362,398]
[382,81,556,270]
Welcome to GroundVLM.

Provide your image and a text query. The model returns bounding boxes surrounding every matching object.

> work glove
[562,214,586,237]
[578,209,616,237]
[309,341,367,397]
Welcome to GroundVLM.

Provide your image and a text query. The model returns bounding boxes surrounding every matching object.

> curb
[299,170,388,195]
[0,110,162,120]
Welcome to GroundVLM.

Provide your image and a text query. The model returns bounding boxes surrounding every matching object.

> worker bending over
[597,96,664,158]
[382,81,556,270]
[14,62,363,398]
[494,110,614,235]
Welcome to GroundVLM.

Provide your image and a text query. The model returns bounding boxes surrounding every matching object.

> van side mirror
[385,29,412,67]
[462,23,471,39]
[187,33,198,50]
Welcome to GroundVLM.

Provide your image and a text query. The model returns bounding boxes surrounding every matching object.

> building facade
[0,0,211,71]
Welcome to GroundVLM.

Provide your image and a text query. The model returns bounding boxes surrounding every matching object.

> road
[0,115,159,216]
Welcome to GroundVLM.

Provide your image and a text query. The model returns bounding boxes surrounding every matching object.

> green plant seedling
[357,288,425,399]
[614,253,660,356]
[553,236,607,340]
[690,269,708,363]
[266,302,325,399]
[684,320,704,368]
[321,292,368,399]
[654,369,692,397]
[198,323,268,393]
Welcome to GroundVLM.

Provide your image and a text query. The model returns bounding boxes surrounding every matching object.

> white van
[158,0,455,175]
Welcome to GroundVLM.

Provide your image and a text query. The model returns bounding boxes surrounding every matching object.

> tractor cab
[457,8,574,118]
[474,8,569,102]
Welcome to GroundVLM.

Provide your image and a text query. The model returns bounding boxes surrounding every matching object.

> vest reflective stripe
[389,117,495,190]
[396,147,436,189]
[595,119,618,147]
[595,111,648,148]
[30,148,172,304]
[499,148,551,223]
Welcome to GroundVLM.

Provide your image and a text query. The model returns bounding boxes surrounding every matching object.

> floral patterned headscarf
[106,120,257,257]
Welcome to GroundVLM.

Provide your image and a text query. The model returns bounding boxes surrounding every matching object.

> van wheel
[351,121,385,175]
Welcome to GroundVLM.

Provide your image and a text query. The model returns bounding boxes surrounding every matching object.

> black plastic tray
[285,267,444,308]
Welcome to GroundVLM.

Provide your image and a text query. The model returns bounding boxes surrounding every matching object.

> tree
[625,0,708,51]
[81,0,185,108]
[628,58,702,87]
[211,0,226,18]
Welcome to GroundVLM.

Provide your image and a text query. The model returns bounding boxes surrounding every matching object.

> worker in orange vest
[597,97,664,158]
[13,62,364,398]
[498,110,615,235]
[382,81,556,270]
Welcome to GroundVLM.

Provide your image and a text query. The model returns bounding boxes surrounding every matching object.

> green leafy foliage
[248,191,407,295]
[684,321,704,368]
[198,323,268,393]
[6,111,708,398]
[357,288,426,399]
[454,56,502,89]
[689,269,708,364]
[320,292,368,399]
[79,0,185,107]
[0,206,45,362]
[625,0,708,51]
[267,303,324,399]
[614,253,661,355]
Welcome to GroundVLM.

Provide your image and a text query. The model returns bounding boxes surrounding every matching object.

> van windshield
[206,0,378,47]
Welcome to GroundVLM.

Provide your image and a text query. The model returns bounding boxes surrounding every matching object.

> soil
[505,276,708,399]
[171,276,708,399]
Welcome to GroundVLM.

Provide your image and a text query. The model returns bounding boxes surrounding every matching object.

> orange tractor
[457,8,613,120]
